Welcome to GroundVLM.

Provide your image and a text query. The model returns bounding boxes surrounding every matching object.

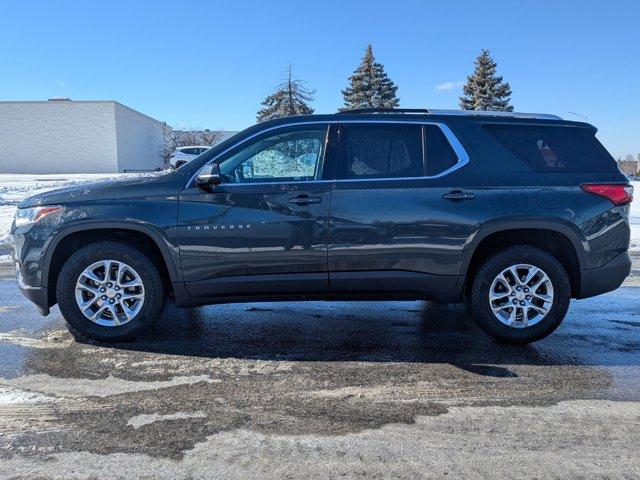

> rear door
[328,121,484,295]
[178,123,337,298]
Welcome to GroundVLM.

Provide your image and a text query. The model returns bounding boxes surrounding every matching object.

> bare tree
[161,126,224,165]
[256,65,315,122]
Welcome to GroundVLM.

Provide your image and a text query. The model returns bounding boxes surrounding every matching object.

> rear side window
[425,125,458,176]
[484,124,617,173]
[346,124,423,179]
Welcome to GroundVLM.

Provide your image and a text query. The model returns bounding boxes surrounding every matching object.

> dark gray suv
[9,109,633,343]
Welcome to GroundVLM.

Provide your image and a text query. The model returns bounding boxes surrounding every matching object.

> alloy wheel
[488,263,554,328]
[75,259,145,327]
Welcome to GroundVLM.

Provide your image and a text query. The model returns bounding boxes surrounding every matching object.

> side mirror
[195,163,222,190]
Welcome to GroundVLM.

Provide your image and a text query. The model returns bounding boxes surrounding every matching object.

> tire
[56,241,165,342]
[468,246,571,344]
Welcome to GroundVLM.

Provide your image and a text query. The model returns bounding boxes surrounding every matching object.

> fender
[461,218,588,276]
[42,220,182,287]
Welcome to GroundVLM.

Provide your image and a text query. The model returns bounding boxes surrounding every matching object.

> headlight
[14,206,63,227]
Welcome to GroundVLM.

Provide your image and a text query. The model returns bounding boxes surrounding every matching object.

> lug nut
[101,295,107,300]
[115,286,120,291]
[107,282,112,288]
[510,291,516,296]
[109,299,115,304]
[520,301,526,306]
[116,294,121,299]
[100,287,106,293]
[524,288,530,293]
[526,295,531,300]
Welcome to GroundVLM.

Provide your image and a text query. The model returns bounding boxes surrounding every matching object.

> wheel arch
[462,221,586,298]
[43,222,180,307]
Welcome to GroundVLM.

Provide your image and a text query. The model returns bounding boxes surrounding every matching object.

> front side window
[345,124,423,179]
[218,127,327,183]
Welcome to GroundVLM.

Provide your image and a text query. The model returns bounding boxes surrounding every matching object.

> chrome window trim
[184,120,470,189]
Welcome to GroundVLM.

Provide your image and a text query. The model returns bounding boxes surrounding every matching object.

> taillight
[580,183,634,206]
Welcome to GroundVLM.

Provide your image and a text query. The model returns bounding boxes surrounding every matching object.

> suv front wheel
[57,241,165,342]
[468,246,571,344]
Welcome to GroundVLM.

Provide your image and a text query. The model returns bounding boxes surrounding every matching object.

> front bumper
[578,250,631,299]
[11,220,54,317]
[15,262,50,316]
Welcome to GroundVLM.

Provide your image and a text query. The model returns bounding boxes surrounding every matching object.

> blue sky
[0,0,638,157]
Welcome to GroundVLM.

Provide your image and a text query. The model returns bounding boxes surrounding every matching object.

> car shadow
[77,299,640,373]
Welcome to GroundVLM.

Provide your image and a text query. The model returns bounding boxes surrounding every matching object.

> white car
[169,146,212,168]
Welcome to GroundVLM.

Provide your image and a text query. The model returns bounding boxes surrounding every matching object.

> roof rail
[428,109,563,120]
[335,108,562,120]
[337,108,430,114]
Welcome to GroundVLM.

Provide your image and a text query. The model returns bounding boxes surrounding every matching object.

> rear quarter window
[483,124,617,173]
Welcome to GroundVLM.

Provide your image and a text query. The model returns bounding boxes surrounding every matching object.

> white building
[0,99,166,174]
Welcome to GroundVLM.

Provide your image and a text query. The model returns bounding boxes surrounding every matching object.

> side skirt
[172,275,465,307]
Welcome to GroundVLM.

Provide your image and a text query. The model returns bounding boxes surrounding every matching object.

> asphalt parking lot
[1,261,640,479]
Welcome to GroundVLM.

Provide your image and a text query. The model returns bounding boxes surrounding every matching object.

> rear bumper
[578,250,631,299]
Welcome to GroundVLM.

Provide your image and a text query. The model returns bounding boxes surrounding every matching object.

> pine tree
[341,44,400,111]
[459,49,513,111]
[256,66,315,122]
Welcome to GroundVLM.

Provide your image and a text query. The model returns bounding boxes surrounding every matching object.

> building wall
[618,160,638,177]
[0,101,119,174]
[114,103,165,172]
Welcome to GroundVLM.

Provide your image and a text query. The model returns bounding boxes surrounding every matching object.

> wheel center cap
[106,288,117,299]
[515,291,526,301]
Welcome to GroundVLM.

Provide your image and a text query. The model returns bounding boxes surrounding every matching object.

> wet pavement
[1,276,640,478]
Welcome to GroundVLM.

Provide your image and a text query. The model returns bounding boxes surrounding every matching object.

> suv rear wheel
[56,241,165,342]
[468,246,571,343]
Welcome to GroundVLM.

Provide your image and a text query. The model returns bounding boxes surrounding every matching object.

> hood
[19,173,181,208]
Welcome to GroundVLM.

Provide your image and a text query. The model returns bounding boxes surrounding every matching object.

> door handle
[289,195,322,205]
[442,190,475,201]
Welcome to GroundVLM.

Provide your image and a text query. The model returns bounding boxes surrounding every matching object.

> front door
[329,122,484,295]
[178,124,336,298]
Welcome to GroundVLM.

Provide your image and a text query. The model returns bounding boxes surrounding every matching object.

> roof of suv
[252,109,591,131]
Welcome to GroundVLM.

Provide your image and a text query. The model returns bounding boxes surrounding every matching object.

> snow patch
[0,205,16,246]
[0,386,56,405]
[629,181,640,251]
[0,331,70,349]
[3,373,218,398]
[127,411,207,429]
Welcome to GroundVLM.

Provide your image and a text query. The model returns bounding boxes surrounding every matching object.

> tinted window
[484,124,617,173]
[346,125,423,179]
[219,127,326,183]
[425,125,458,176]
